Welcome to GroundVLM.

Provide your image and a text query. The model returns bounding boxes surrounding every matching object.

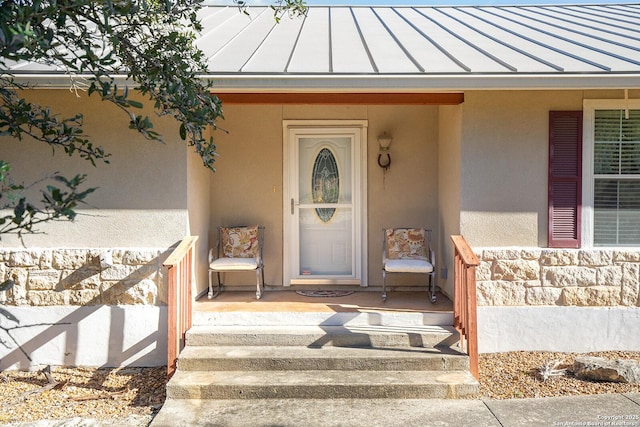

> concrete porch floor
[194,290,453,313]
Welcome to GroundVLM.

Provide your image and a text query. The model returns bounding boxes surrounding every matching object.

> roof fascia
[8,73,640,91]
[206,74,640,91]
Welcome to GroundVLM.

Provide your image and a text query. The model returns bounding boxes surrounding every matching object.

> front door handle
[291,198,295,215]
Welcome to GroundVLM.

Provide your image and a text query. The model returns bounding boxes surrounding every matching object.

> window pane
[594,179,640,245]
[621,141,640,174]
[622,110,640,142]
[594,141,620,174]
[594,110,640,175]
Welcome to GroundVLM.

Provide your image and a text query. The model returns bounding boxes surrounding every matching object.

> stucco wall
[0,89,192,248]
[459,90,581,247]
[438,104,462,298]
[210,103,440,288]
[187,145,211,295]
[208,104,285,287]
[458,89,639,248]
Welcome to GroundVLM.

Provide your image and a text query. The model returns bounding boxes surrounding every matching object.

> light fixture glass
[378,132,393,151]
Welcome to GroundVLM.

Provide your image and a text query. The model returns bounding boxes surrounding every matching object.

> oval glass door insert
[312,147,339,222]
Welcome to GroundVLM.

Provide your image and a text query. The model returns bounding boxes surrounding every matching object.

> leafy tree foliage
[0,0,306,240]
[0,160,95,236]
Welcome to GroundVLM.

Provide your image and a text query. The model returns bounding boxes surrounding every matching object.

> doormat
[295,290,355,298]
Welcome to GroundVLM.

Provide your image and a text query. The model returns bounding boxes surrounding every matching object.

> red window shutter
[548,111,583,248]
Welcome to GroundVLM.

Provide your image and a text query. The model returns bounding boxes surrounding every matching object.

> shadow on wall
[0,250,174,371]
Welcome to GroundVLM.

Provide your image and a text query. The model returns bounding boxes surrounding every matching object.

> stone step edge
[176,345,470,371]
[166,370,479,400]
[179,345,468,358]
[186,325,460,348]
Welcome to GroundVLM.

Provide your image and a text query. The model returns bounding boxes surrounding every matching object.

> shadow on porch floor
[194,290,452,313]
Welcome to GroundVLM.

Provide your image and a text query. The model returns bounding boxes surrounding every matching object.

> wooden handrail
[163,236,198,379]
[451,235,480,380]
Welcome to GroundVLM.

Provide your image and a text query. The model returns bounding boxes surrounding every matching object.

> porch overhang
[217,92,464,105]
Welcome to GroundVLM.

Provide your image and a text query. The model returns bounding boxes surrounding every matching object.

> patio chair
[382,228,436,303]
[208,225,265,300]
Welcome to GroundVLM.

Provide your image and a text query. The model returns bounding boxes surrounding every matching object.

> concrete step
[177,345,470,372]
[150,397,498,427]
[166,369,479,400]
[192,310,453,327]
[186,325,460,348]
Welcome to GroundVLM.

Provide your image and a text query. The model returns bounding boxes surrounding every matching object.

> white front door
[283,121,367,286]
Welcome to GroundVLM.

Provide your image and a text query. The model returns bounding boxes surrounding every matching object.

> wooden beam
[216,92,464,105]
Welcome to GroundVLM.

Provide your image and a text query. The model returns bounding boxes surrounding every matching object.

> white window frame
[582,99,640,248]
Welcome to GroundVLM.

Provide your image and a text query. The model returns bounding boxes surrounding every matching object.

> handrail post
[163,236,198,379]
[451,235,480,380]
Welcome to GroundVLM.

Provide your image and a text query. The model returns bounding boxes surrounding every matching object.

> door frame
[282,119,368,287]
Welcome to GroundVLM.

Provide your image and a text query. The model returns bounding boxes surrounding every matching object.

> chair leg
[382,270,387,302]
[208,270,220,299]
[255,268,263,300]
[216,272,224,296]
[429,274,437,304]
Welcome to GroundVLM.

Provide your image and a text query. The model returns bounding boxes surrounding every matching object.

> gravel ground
[480,351,640,399]
[0,366,166,426]
[0,352,639,425]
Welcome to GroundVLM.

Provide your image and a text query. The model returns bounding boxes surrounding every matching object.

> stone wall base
[475,248,640,307]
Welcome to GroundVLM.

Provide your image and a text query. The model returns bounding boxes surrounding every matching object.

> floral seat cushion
[210,257,259,271]
[384,259,433,273]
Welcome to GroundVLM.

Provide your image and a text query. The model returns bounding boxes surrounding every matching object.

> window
[583,100,640,247]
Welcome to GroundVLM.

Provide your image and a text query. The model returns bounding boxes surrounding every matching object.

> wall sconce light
[377,132,393,171]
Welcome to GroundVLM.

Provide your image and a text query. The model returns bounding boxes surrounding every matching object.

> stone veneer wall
[0,248,170,306]
[475,248,640,307]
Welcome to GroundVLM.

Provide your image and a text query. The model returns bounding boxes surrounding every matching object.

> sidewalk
[2,393,638,426]
[149,393,640,427]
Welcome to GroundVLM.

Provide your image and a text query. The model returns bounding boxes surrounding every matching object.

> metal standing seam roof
[7,3,640,90]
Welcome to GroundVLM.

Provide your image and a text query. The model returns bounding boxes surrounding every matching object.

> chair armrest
[208,248,216,264]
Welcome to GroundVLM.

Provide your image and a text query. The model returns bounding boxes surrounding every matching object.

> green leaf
[127,100,143,109]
